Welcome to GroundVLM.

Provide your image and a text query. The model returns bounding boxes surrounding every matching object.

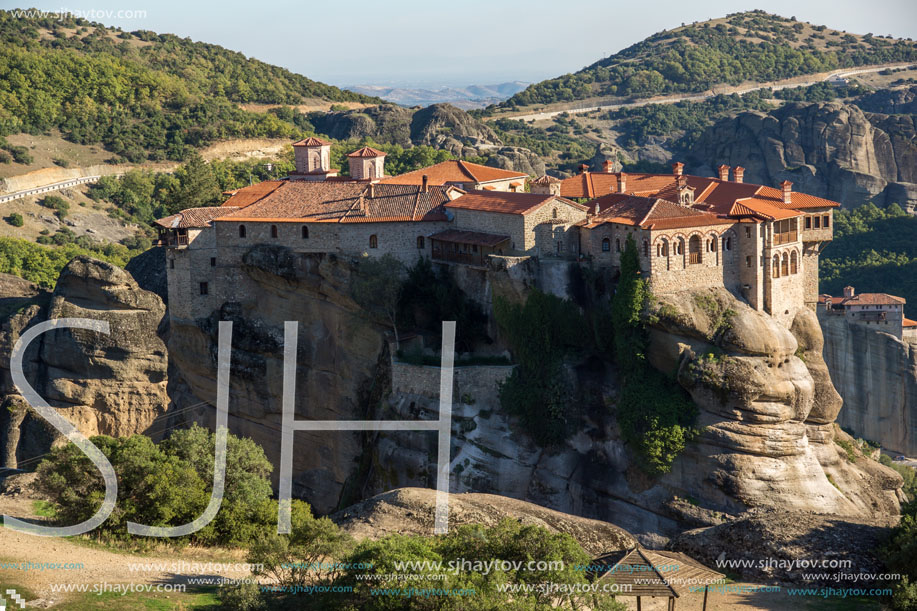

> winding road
[499,63,915,122]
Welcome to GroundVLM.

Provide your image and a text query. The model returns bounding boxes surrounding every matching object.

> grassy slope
[494,10,917,110]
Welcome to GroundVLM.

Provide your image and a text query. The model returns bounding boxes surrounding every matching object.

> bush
[34,424,276,546]
[5,213,23,227]
[8,145,33,165]
[39,194,70,219]
[882,502,917,609]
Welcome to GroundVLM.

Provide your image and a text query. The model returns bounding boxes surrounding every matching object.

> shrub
[39,194,70,219]
[8,145,33,165]
[6,213,23,227]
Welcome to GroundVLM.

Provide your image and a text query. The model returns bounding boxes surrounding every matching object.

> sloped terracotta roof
[347,146,386,158]
[563,171,839,219]
[154,206,240,229]
[292,137,331,147]
[429,229,510,247]
[588,194,731,230]
[904,318,917,328]
[446,192,587,216]
[381,160,528,186]
[819,293,906,306]
[213,182,453,224]
[222,181,286,208]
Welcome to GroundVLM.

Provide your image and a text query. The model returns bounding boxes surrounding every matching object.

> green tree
[351,254,405,348]
[5,212,23,227]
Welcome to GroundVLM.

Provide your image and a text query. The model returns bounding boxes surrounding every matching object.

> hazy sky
[11,0,917,87]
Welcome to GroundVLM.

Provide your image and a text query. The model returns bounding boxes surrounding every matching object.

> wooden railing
[688,252,701,264]
[773,230,798,245]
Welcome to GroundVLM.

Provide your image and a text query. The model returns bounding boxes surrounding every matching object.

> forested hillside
[821,203,917,308]
[0,11,381,162]
[495,10,917,109]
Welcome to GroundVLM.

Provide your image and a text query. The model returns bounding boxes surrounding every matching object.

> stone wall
[391,360,514,401]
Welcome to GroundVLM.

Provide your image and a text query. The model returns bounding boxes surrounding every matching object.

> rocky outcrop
[332,487,635,556]
[855,85,917,115]
[0,258,169,468]
[820,312,917,455]
[692,101,917,208]
[309,103,545,172]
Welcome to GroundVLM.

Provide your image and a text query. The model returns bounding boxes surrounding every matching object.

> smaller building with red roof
[818,286,915,342]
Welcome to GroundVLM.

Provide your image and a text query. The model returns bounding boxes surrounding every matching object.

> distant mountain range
[344,82,530,109]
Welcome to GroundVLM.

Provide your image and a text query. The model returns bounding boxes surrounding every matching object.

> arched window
[552,208,558,219]
[688,235,701,264]
[369,234,378,249]
[271,224,278,238]
[725,237,732,251]
[601,237,610,252]
[368,164,376,179]
[790,250,798,274]
[238,224,246,238]
[301,225,309,239]
[675,238,684,256]
[643,239,649,257]
[781,252,789,277]
[417,236,425,249]
[656,243,661,257]
[773,254,780,278]
[615,238,621,253]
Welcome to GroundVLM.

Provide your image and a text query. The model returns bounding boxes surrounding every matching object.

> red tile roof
[347,146,386,158]
[154,206,240,229]
[210,182,455,224]
[222,181,285,208]
[562,171,838,222]
[292,137,331,147]
[445,191,587,216]
[381,160,527,187]
[532,174,561,185]
[904,318,917,328]
[587,194,731,230]
[819,293,906,306]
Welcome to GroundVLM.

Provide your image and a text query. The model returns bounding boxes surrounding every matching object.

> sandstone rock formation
[692,101,917,208]
[0,258,169,468]
[820,312,917,456]
[332,487,635,556]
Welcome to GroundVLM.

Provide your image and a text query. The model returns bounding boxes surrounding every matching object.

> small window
[643,240,649,256]
[301,225,309,239]
[199,282,209,295]
[814,216,821,229]
[745,226,751,238]
[210,257,216,267]
[805,216,812,229]
[746,255,752,268]
[601,238,610,252]
[369,234,378,249]
[616,238,621,253]
[823,214,830,228]
[271,225,278,238]
[552,208,558,219]
[170,259,175,269]
[239,225,247,238]
[725,237,732,251]
[417,236,425,249]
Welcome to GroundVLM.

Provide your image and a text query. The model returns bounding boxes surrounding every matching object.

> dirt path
[0,493,253,606]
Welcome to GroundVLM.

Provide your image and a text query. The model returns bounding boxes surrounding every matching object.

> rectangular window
[814,216,821,229]
[210,257,216,267]
[746,255,752,267]
[199,282,208,295]
[170,259,175,269]
[805,216,812,229]
[823,214,830,228]
[745,227,751,238]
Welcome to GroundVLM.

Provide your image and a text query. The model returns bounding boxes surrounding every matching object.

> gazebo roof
[591,547,725,598]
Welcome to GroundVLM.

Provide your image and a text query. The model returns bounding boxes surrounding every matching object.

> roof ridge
[637,548,678,597]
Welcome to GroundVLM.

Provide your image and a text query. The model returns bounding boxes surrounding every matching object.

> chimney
[618,172,627,194]
[844,286,855,298]
[718,164,730,181]
[733,166,744,183]
[579,163,589,174]
[421,175,429,193]
[368,182,375,198]
[672,161,684,176]
[602,159,614,173]
[781,180,793,204]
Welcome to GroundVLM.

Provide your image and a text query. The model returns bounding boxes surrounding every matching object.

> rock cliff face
[0,258,169,468]
[692,101,917,208]
[820,313,917,455]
